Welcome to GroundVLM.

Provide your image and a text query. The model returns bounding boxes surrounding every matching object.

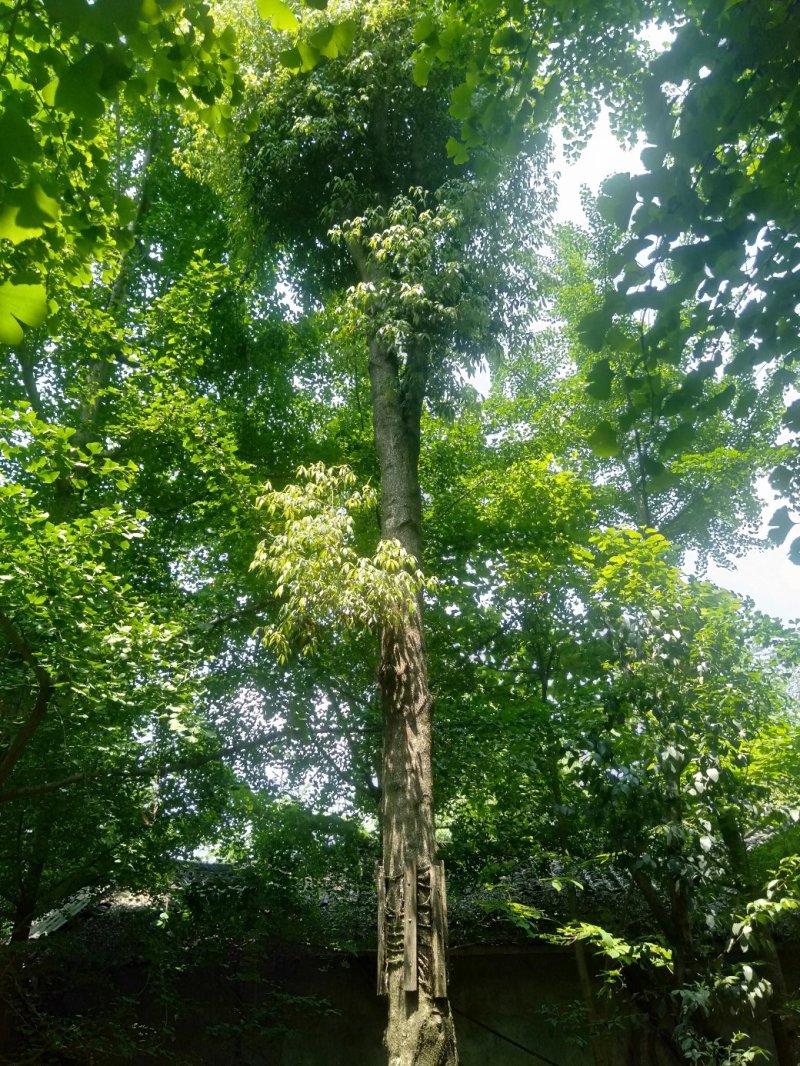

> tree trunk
[0,806,54,1052]
[546,732,609,1066]
[368,334,458,1065]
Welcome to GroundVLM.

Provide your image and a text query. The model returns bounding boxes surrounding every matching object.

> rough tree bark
[367,327,458,1065]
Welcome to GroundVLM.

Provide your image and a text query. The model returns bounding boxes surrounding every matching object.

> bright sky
[554,111,800,623]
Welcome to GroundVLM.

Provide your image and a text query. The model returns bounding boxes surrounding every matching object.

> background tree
[580,0,800,561]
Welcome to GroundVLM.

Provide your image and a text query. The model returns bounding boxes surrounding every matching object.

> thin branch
[0,0,26,79]
[106,122,160,315]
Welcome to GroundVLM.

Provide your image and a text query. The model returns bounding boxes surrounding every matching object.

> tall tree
[214,1,689,1060]
[4,1,799,1063]
[580,0,800,562]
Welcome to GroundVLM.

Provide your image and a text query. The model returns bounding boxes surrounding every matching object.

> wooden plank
[430,861,447,997]
[403,857,417,992]
[376,862,387,995]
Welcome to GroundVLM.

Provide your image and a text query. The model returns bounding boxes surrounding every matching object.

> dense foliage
[1,0,799,1063]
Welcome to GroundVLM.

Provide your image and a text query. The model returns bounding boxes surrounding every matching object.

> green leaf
[605,325,637,355]
[597,172,634,231]
[577,308,612,352]
[54,48,106,118]
[783,399,800,434]
[29,184,60,223]
[640,145,665,171]
[0,106,41,163]
[588,421,621,458]
[446,137,469,165]
[660,422,696,457]
[308,19,356,59]
[586,359,614,400]
[412,53,432,87]
[642,456,669,488]
[43,0,86,32]
[661,389,693,417]
[767,506,794,547]
[0,184,62,244]
[296,40,320,71]
[0,282,48,345]
[98,52,132,95]
[491,25,527,51]
[449,83,474,121]
[698,383,736,417]
[257,0,299,33]
[413,14,436,44]
[279,46,303,71]
[0,205,43,245]
[280,40,319,72]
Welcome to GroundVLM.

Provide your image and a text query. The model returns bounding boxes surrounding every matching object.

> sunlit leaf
[257,0,299,33]
[588,420,621,458]
[0,281,48,344]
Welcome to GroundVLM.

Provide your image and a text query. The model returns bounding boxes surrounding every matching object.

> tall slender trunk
[550,770,609,1066]
[537,670,609,1066]
[11,807,53,943]
[368,334,458,1065]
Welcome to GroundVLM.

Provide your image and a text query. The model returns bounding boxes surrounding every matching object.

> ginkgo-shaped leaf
[597,171,635,231]
[308,19,356,59]
[54,47,106,119]
[0,105,41,163]
[0,206,45,245]
[449,83,474,121]
[577,307,612,352]
[767,505,795,547]
[412,53,432,87]
[279,41,319,72]
[257,0,299,33]
[413,13,436,43]
[588,420,621,458]
[660,422,696,457]
[446,137,469,165]
[586,358,614,400]
[0,282,48,345]
[0,184,61,245]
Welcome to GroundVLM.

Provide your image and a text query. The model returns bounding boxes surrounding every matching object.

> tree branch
[0,612,53,789]
[0,727,381,803]
[0,737,274,804]
[630,866,678,943]
[12,350,46,420]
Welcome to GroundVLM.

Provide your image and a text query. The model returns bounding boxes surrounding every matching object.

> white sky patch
[553,108,646,225]
[685,479,800,622]
[638,20,678,52]
[702,549,800,622]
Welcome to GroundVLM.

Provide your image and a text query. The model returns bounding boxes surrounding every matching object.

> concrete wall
[235,946,595,1066]
[33,932,784,1064]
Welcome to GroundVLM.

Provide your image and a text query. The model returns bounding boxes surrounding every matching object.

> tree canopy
[1,1,799,1063]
